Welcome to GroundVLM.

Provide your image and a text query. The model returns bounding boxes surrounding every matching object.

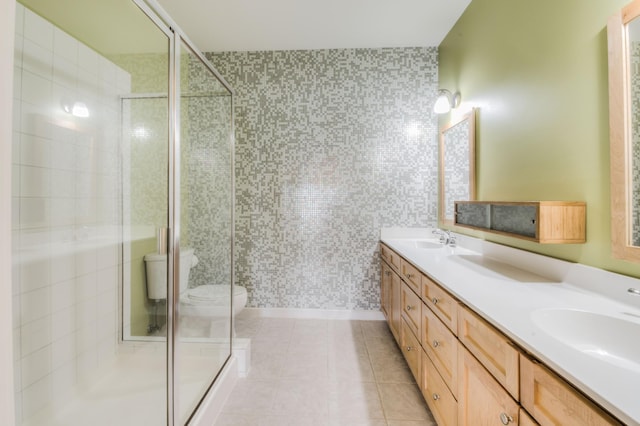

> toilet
[144,248,247,336]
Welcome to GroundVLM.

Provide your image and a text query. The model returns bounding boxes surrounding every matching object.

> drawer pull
[432,297,439,304]
[499,413,513,425]
[385,271,391,276]
[406,346,414,352]
[405,273,413,279]
[406,305,413,311]
[432,340,440,348]
[432,393,440,401]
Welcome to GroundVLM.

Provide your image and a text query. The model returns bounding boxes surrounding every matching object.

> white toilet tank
[144,248,197,301]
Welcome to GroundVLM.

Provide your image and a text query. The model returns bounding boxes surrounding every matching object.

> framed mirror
[608,1,640,262]
[438,108,476,227]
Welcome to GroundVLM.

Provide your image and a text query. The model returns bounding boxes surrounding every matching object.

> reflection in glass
[629,18,640,245]
[439,109,476,226]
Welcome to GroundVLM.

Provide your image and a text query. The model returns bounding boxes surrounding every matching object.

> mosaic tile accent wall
[208,48,439,310]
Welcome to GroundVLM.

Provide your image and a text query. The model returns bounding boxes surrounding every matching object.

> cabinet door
[380,261,392,321]
[422,275,458,334]
[422,306,457,398]
[520,408,539,426]
[458,344,519,426]
[400,318,421,382]
[520,354,621,426]
[458,305,519,399]
[390,269,402,344]
[401,282,421,338]
[422,350,457,426]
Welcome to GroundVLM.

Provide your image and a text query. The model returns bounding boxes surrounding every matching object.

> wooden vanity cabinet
[520,354,621,426]
[379,242,624,426]
[458,343,520,426]
[458,305,520,400]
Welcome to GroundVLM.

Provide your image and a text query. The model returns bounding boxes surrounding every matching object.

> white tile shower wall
[12,5,130,423]
[209,48,439,310]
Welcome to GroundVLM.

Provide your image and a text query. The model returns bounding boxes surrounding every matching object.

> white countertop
[380,227,640,426]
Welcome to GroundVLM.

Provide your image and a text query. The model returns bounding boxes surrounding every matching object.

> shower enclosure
[11,0,234,424]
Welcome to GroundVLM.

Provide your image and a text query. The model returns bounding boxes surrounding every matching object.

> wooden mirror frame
[608,0,640,262]
[438,108,476,228]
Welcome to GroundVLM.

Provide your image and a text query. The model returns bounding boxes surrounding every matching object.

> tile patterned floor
[215,313,436,426]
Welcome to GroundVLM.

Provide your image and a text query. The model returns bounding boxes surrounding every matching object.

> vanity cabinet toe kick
[379,242,623,426]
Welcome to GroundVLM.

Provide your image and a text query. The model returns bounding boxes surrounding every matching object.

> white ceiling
[155,0,472,52]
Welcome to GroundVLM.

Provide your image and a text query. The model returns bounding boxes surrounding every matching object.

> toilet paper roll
[156,227,168,254]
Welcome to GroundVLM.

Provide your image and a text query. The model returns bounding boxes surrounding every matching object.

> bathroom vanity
[380,228,640,426]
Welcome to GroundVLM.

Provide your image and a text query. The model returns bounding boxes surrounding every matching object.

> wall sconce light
[433,89,461,114]
[62,100,90,118]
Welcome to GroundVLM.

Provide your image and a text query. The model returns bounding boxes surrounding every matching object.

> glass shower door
[175,38,234,423]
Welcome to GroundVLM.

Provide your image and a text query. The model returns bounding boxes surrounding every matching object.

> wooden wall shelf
[454,201,586,244]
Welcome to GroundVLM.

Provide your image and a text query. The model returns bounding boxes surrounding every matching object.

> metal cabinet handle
[406,346,414,352]
[432,393,440,401]
[628,288,640,296]
[432,340,440,348]
[432,297,439,304]
[499,412,513,425]
[405,273,413,279]
[406,305,413,311]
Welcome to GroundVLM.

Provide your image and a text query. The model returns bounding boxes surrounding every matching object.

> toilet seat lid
[187,285,245,301]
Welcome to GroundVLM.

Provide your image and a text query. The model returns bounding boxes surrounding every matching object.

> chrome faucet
[432,229,456,247]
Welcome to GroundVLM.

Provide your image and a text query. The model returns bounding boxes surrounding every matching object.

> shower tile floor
[215,312,436,426]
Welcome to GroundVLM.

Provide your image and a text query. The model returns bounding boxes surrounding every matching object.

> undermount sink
[531,309,640,372]
[412,240,443,249]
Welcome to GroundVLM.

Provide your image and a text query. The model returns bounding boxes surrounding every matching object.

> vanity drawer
[401,282,421,338]
[400,317,421,382]
[458,305,519,400]
[400,259,421,293]
[422,350,457,426]
[422,306,458,398]
[380,243,401,271]
[520,354,621,426]
[422,275,458,335]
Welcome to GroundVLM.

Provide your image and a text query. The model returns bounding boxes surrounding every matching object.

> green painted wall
[439,0,640,277]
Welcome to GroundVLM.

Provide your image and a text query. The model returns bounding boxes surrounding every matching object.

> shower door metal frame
[130,1,236,425]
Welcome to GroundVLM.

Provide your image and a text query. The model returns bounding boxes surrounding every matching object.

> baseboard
[240,307,385,321]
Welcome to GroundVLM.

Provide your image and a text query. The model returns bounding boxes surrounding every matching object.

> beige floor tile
[221,379,276,413]
[328,380,385,421]
[378,383,434,422]
[328,351,375,382]
[214,318,437,426]
[271,379,331,415]
[387,421,436,426]
[369,349,415,384]
[259,414,330,425]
